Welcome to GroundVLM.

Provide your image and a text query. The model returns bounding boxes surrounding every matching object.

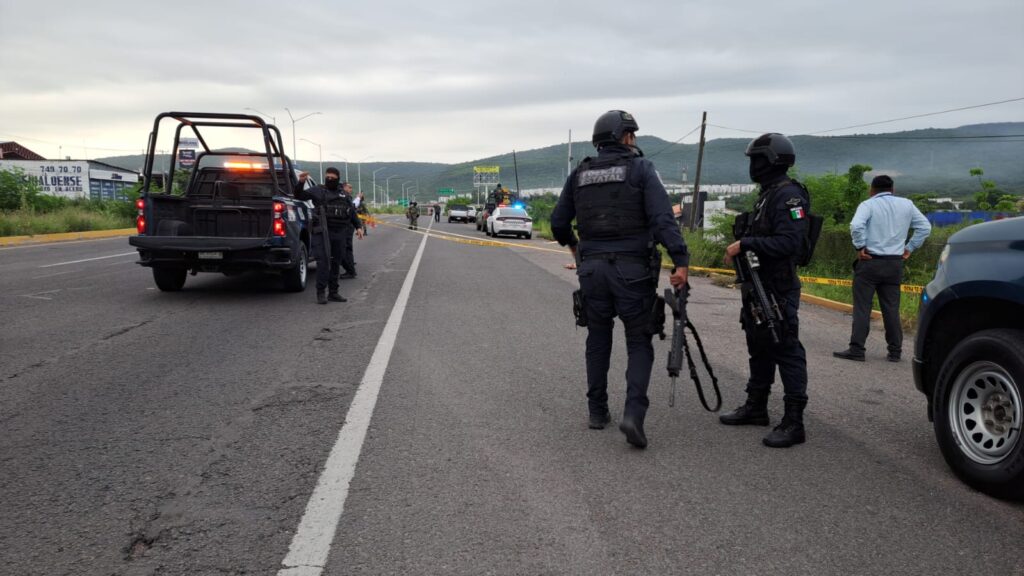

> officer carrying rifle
[296,168,363,305]
[552,110,689,449]
[722,133,819,448]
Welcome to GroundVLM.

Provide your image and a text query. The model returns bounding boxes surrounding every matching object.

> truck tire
[153,267,187,292]
[282,243,309,293]
[932,328,1024,501]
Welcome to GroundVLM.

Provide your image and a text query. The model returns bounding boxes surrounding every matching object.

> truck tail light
[273,201,285,214]
[135,198,145,210]
[273,219,286,237]
[136,216,146,234]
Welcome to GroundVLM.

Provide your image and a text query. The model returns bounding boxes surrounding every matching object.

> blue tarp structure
[926,211,1019,226]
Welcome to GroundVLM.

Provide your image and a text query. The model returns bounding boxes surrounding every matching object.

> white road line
[278,221,431,576]
[38,252,137,268]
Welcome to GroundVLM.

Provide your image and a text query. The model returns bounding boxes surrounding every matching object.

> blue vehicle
[129,112,315,292]
[913,216,1024,500]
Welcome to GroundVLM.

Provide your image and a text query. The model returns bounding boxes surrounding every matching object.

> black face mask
[325,179,339,191]
[749,156,786,184]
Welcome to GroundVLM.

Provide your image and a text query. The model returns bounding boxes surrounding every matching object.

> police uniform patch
[790,207,806,220]
[786,197,802,207]
[578,166,627,187]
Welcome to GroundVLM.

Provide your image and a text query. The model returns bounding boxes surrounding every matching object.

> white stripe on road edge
[278,221,431,576]
[39,252,137,268]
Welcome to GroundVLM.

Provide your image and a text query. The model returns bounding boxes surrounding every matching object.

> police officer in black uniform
[338,181,359,279]
[296,167,363,304]
[721,133,810,448]
[551,110,689,449]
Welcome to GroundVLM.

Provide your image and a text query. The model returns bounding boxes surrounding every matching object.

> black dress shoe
[588,412,611,430]
[833,348,866,362]
[619,415,647,449]
[327,292,347,302]
[316,290,328,305]
[339,273,357,280]
[887,352,901,362]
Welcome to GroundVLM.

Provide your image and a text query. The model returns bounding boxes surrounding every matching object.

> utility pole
[688,111,708,232]
[567,129,573,181]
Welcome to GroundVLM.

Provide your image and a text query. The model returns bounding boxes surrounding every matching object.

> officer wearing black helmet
[296,168,363,304]
[551,110,689,449]
[721,133,810,448]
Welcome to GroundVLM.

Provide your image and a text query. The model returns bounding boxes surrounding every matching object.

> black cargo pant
[849,257,903,355]
[340,226,356,276]
[577,257,657,420]
[742,286,808,410]
[312,230,345,293]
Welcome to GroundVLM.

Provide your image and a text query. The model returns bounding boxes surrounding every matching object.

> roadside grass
[0,208,132,236]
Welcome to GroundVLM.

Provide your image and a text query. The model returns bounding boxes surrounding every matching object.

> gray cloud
[1,0,1022,162]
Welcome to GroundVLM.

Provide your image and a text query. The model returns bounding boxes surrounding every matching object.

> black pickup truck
[913,216,1024,500]
[129,112,314,292]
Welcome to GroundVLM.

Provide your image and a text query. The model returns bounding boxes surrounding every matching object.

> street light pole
[244,107,276,126]
[355,155,372,197]
[386,175,399,206]
[300,138,323,182]
[330,154,349,182]
[284,108,322,161]
[372,167,386,208]
[402,180,413,205]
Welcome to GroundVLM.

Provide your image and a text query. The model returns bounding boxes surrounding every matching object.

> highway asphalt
[1,218,1021,575]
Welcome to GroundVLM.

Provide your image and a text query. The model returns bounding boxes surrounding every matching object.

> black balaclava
[749,155,787,184]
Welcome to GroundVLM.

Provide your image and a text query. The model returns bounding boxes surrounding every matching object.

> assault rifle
[664,282,721,412]
[733,250,781,344]
[316,203,331,262]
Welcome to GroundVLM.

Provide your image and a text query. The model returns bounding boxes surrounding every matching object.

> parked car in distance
[486,207,533,239]
[447,204,470,223]
[913,216,1024,501]
[467,205,478,222]
[477,203,496,232]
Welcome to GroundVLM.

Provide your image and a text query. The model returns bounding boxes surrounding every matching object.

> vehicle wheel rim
[949,360,1021,465]
[299,250,307,283]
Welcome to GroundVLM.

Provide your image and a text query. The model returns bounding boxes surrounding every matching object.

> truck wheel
[933,328,1024,501]
[153,267,187,292]
[282,243,309,292]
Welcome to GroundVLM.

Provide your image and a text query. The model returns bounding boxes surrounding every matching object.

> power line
[804,97,1024,135]
[647,124,703,158]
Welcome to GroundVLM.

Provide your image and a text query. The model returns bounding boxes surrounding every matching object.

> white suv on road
[486,207,533,239]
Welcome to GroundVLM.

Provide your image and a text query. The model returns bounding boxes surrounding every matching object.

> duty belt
[579,252,649,264]
[866,253,904,260]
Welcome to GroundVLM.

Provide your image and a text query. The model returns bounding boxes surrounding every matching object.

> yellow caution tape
[680,264,923,294]
[371,216,928,294]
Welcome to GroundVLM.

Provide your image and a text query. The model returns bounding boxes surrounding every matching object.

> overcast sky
[2,0,1022,164]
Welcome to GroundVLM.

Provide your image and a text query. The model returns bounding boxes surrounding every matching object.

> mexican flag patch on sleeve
[790,207,805,220]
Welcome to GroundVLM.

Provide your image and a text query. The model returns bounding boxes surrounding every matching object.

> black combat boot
[719,395,770,426]
[619,413,647,449]
[327,291,347,302]
[317,289,328,305]
[588,410,611,430]
[763,404,806,448]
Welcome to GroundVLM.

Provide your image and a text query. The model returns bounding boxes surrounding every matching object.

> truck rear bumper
[129,236,296,271]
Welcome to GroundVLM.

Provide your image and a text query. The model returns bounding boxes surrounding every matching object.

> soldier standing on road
[355,192,370,236]
[551,110,689,449]
[834,175,931,362]
[721,133,810,448]
[296,168,363,304]
[434,203,441,222]
[406,202,420,230]
[338,182,359,279]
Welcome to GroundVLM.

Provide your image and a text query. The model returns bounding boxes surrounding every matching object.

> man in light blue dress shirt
[834,175,931,362]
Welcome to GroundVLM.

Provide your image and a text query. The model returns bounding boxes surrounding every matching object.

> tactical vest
[323,193,353,226]
[733,178,822,267]
[573,154,647,240]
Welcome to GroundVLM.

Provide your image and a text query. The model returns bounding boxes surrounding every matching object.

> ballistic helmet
[744,133,796,166]
[592,110,639,148]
